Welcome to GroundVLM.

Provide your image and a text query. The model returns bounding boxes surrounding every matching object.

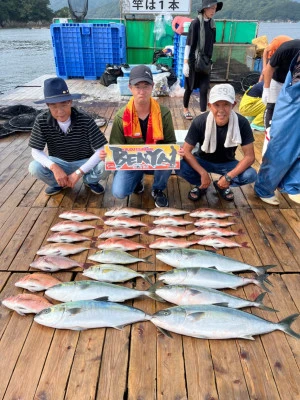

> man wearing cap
[102,65,178,207]
[177,84,257,201]
[29,77,107,196]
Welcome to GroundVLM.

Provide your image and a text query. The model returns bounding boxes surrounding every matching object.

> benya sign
[105,144,181,170]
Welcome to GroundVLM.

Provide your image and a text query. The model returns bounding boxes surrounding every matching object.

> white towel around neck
[201,111,242,153]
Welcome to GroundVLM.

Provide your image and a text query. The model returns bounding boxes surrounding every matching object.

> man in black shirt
[29,77,107,195]
[177,84,257,201]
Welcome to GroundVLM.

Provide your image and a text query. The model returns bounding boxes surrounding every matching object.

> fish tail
[256,274,272,293]
[237,229,244,235]
[255,292,277,312]
[95,224,104,229]
[233,211,240,217]
[89,242,98,249]
[143,272,156,284]
[255,265,277,276]
[241,241,250,248]
[91,236,98,242]
[278,313,300,339]
[82,262,94,269]
[143,255,153,264]
[147,292,165,302]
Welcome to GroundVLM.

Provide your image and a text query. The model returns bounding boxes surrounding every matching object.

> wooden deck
[0,76,299,400]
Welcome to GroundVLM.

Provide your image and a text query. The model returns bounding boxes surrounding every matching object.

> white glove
[262,88,270,105]
[183,63,189,77]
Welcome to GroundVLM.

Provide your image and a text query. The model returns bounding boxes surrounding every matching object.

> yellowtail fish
[51,221,98,232]
[150,305,300,340]
[15,273,61,292]
[83,264,155,284]
[97,238,147,251]
[153,216,191,226]
[30,255,84,272]
[47,232,93,243]
[34,300,151,330]
[59,210,102,221]
[103,216,148,228]
[88,250,152,264]
[148,225,197,237]
[149,238,199,250]
[197,236,249,249]
[98,227,143,239]
[37,243,89,256]
[148,207,189,217]
[194,218,237,227]
[104,207,148,217]
[190,208,239,219]
[2,293,53,315]
[194,227,243,237]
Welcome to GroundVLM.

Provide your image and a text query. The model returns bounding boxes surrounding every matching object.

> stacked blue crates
[50,23,126,80]
[176,35,187,87]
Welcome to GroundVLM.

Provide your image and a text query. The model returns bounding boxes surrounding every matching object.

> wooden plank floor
[0,76,299,400]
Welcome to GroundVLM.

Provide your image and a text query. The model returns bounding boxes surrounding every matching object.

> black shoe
[85,183,105,195]
[151,189,169,207]
[133,181,144,194]
[45,186,63,196]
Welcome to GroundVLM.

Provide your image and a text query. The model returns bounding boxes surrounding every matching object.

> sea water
[0,22,299,95]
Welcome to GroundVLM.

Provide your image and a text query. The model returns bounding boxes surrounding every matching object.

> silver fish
[104,207,148,217]
[34,300,151,330]
[37,243,89,257]
[148,226,197,237]
[156,249,274,276]
[150,304,300,340]
[59,210,102,221]
[88,250,152,265]
[83,264,155,284]
[148,207,189,217]
[154,285,276,311]
[45,280,161,302]
[158,268,272,292]
[30,255,84,272]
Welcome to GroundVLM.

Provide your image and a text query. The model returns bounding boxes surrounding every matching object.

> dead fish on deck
[83,264,155,284]
[30,255,84,272]
[148,225,197,238]
[47,232,93,243]
[154,285,276,311]
[156,249,274,276]
[150,304,300,340]
[194,228,243,237]
[148,207,189,217]
[98,227,144,239]
[59,210,102,221]
[103,216,148,228]
[2,293,53,315]
[104,207,148,217]
[51,221,98,232]
[194,218,237,228]
[34,300,151,330]
[149,238,199,250]
[153,216,191,226]
[197,236,249,249]
[158,267,272,292]
[45,280,161,303]
[15,273,61,292]
[88,250,152,265]
[37,243,89,256]
[189,208,239,219]
[97,238,147,251]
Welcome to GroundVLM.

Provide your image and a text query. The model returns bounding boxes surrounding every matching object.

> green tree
[55,7,71,18]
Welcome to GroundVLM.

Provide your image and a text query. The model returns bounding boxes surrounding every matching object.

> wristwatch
[224,173,232,183]
[75,169,83,176]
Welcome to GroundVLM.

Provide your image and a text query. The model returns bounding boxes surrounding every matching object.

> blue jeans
[176,156,257,187]
[112,170,172,199]
[28,156,105,187]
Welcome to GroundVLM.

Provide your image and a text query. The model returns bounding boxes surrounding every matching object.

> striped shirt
[29,107,107,162]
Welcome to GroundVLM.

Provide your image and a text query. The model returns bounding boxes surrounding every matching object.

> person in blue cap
[28,77,107,196]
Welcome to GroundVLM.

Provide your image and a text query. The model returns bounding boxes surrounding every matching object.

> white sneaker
[288,193,300,204]
[259,195,280,205]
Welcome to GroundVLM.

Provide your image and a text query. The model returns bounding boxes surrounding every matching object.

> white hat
[209,84,235,104]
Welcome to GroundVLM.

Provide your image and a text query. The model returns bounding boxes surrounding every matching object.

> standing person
[239,81,265,131]
[262,39,300,129]
[102,65,180,207]
[182,0,223,120]
[177,84,257,202]
[29,77,107,195]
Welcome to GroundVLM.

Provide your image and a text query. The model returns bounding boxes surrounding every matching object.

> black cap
[129,65,153,85]
[199,0,223,13]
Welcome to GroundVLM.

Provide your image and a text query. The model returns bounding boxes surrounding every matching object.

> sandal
[183,111,193,120]
[213,181,234,201]
[188,186,207,201]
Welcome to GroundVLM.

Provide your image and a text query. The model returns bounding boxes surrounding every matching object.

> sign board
[122,0,191,15]
[105,144,181,170]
